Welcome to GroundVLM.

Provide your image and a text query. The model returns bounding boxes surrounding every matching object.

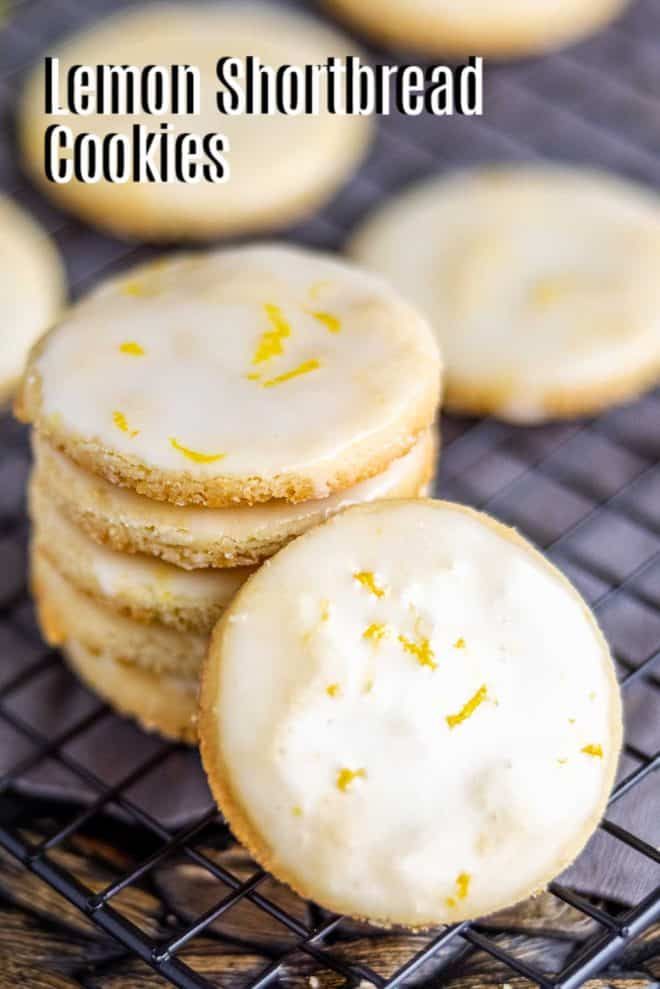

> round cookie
[0,196,65,404]
[19,4,372,242]
[33,550,206,678]
[350,166,660,422]
[34,429,436,569]
[17,245,441,505]
[200,499,622,927]
[325,0,629,58]
[30,481,253,631]
[64,640,197,743]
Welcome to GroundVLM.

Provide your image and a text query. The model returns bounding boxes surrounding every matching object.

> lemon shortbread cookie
[18,245,441,505]
[34,430,436,569]
[0,196,65,404]
[33,551,206,679]
[325,0,629,58]
[200,500,622,927]
[20,4,371,242]
[65,640,198,743]
[30,483,252,631]
[350,166,660,423]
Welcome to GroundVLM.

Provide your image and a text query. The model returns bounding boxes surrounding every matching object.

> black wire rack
[0,0,659,987]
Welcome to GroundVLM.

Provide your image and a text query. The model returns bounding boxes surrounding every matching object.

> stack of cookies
[17,244,441,742]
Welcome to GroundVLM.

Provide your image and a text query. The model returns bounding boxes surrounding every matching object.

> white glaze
[32,245,439,487]
[33,488,252,608]
[209,500,621,924]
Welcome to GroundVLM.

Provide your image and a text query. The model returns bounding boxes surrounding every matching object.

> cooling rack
[0,0,659,986]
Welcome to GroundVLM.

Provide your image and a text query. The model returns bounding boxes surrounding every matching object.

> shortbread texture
[33,551,206,679]
[66,640,198,743]
[200,500,622,926]
[17,245,441,505]
[30,482,253,631]
[0,196,65,403]
[325,0,629,57]
[350,166,660,422]
[19,3,372,241]
[34,431,435,569]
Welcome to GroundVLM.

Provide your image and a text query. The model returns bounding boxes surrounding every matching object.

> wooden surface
[0,799,657,989]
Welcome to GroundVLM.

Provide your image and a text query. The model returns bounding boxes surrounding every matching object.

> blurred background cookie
[350,165,660,422]
[19,3,373,242]
[0,195,65,405]
[325,0,630,57]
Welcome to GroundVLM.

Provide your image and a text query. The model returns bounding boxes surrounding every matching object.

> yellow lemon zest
[262,359,320,388]
[246,372,261,381]
[112,411,139,438]
[363,679,374,694]
[530,274,582,309]
[119,341,145,356]
[308,310,341,334]
[308,279,330,300]
[456,873,470,898]
[326,683,340,698]
[363,622,388,643]
[292,806,302,817]
[121,278,159,298]
[398,633,436,670]
[121,280,145,297]
[557,758,568,766]
[445,872,471,908]
[169,437,225,464]
[531,278,564,308]
[336,768,366,792]
[446,684,488,728]
[581,743,603,758]
[354,571,386,598]
[454,637,466,649]
[252,303,291,365]
[568,717,576,725]
[320,600,331,622]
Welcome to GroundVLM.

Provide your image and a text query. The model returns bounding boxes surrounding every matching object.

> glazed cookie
[200,500,622,927]
[64,640,198,743]
[350,166,660,422]
[34,430,436,569]
[33,550,206,678]
[325,0,629,58]
[20,4,371,242]
[17,245,441,505]
[0,196,65,404]
[30,481,253,631]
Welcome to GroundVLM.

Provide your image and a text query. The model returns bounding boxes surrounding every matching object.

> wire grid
[0,0,659,986]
